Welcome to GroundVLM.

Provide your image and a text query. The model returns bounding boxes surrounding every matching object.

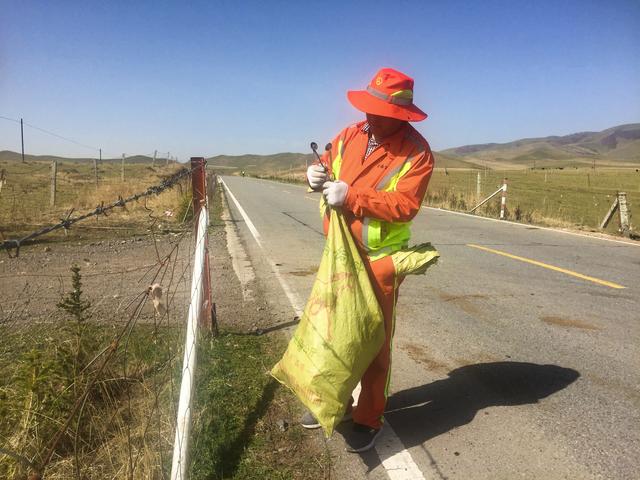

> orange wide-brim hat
[347,67,428,122]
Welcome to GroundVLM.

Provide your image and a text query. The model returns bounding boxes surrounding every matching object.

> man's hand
[322,181,348,207]
[307,164,328,189]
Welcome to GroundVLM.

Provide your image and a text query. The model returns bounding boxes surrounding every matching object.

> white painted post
[170,205,209,480]
[500,178,507,220]
[476,171,481,199]
[618,192,630,237]
[153,150,157,167]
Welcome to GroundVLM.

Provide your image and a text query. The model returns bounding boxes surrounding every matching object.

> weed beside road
[190,332,330,479]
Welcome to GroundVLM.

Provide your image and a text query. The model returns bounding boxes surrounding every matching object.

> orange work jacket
[319,120,434,260]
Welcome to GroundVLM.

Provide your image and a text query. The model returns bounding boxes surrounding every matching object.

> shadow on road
[358,362,579,469]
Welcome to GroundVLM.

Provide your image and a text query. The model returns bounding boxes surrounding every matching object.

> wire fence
[0,166,192,255]
[0,159,185,235]
[0,164,215,479]
[425,168,638,232]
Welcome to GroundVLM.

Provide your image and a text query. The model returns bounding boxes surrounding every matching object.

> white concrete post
[500,178,507,220]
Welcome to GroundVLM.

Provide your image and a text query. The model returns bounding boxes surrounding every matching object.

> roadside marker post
[468,182,507,216]
[600,192,632,237]
[500,178,507,220]
[190,157,215,332]
[618,192,631,237]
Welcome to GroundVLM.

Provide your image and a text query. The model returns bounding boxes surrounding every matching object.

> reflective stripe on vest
[365,155,416,260]
[328,133,416,261]
[332,138,345,180]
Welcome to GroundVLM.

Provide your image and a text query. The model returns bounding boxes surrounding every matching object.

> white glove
[307,164,328,189]
[322,181,348,207]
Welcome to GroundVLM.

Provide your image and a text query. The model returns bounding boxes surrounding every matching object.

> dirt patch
[541,315,601,331]
[0,231,192,326]
[402,342,451,373]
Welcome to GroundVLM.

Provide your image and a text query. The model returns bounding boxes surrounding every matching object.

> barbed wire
[0,167,193,256]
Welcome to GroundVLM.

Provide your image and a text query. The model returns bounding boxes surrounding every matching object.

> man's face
[366,113,406,139]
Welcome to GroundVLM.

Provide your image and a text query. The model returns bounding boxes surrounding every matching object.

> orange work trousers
[351,253,403,430]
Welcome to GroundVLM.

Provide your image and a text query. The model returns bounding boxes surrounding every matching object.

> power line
[1,114,178,162]
[1,114,99,152]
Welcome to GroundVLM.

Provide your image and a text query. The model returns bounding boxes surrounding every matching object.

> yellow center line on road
[467,243,626,289]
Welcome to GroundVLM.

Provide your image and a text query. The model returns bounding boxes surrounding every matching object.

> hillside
[441,123,640,169]
[2,123,639,172]
[0,151,167,164]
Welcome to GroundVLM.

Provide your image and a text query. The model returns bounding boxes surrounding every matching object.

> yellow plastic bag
[391,242,440,276]
[271,208,384,436]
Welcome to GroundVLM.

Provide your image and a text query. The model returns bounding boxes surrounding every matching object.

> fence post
[476,171,481,199]
[153,150,157,168]
[618,192,631,237]
[93,159,99,189]
[0,169,6,195]
[50,160,57,207]
[21,118,25,163]
[500,178,507,220]
[121,153,125,182]
[191,157,215,332]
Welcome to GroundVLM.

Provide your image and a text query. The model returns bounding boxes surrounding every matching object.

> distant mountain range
[2,123,638,171]
[440,123,640,169]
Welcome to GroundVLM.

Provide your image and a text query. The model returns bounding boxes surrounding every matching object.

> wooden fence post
[121,153,125,182]
[50,160,57,207]
[94,159,99,189]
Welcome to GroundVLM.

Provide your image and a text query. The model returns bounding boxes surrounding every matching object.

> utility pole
[153,150,157,167]
[121,153,125,182]
[99,148,102,163]
[166,151,170,166]
[20,118,25,163]
[50,160,57,206]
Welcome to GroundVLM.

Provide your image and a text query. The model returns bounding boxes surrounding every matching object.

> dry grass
[0,160,188,240]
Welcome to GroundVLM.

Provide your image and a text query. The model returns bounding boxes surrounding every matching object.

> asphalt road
[221,175,639,480]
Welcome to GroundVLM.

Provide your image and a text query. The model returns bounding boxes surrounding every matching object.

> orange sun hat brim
[347,68,428,122]
[347,90,427,122]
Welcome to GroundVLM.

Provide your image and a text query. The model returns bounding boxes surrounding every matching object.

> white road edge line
[424,206,639,247]
[220,178,427,480]
[221,178,304,316]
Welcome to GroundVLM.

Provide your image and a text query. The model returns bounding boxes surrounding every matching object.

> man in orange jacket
[303,68,435,452]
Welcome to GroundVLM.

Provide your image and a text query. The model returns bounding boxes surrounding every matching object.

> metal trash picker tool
[307,142,333,192]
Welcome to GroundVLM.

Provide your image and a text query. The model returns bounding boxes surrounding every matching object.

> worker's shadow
[357,361,579,469]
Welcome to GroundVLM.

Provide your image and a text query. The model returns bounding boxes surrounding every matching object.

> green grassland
[426,167,639,233]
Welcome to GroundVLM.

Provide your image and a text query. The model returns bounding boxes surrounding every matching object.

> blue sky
[1,0,638,159]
